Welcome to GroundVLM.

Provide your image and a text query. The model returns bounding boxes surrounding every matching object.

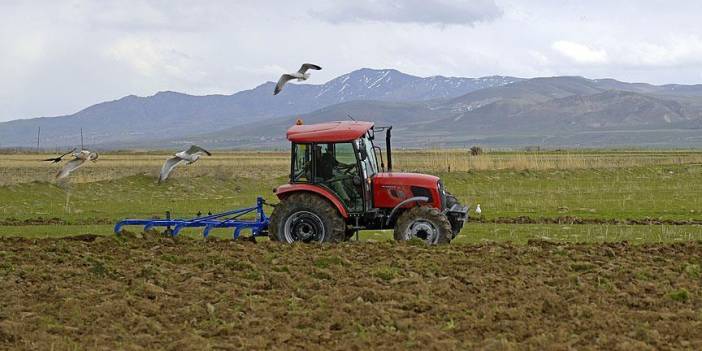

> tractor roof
[286,121,374,143]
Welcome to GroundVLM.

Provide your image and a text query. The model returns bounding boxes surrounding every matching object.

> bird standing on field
[43,148,76,164]
[273,63,322,95]
[475,204,482,216]
[56,150,99,180]
[159,145,211,183]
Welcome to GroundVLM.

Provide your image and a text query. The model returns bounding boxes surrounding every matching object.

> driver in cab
[316,145,355,203]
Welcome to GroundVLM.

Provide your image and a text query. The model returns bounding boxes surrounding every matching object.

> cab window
[360,137,378,177]
[292,143,311,182]
[315,143,363,212]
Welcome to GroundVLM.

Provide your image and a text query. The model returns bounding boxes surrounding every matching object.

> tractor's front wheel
[394,207,453,245]
[269,193,346,243]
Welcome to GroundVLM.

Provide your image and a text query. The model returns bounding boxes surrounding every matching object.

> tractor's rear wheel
[394,206,453,245]
[269,192,346,243]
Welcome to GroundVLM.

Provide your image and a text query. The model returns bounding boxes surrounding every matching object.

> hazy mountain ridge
[189,76,702,149]
[0,68,518,147]
[2,68,702,149]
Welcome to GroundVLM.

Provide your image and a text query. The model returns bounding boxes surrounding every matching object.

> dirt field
[1,235,701,350]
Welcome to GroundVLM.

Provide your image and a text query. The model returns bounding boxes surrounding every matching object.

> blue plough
[114,197,270,239]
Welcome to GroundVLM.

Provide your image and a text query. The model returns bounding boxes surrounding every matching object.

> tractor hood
[373,172,440,189]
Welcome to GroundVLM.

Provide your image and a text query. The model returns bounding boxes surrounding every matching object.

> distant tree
[470,146,483,156]
[524,146,541,152]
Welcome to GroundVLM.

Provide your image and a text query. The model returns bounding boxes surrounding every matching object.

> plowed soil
[1,235,701,350]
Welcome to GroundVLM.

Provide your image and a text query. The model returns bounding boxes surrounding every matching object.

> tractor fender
[385,196,429,226]
[274,184,349,219]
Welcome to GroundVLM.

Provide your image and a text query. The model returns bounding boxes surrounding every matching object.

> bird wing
[185,145,211,156]
[60,148,77,158]
[298,63,322,74]
[274,74,296,95]
[56,158,86,180]
[43,148,77,163]
[159,156,185,183]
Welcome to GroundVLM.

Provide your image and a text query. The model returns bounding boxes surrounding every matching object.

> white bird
[159,145,211,183]
[274,63,322,95]
[475,204,482,216]
[56,150,99,180]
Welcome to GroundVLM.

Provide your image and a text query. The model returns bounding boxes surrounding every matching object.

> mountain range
[2,68,702,149]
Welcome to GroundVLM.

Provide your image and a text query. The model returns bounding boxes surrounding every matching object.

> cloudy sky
[1,0,701,121]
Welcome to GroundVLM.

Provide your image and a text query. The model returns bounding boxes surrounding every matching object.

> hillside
[0,69,518,148]
[3,69,702,149]
[189,77,702,149]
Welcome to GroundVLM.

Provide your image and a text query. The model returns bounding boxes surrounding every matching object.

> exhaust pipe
[386,126,393,172]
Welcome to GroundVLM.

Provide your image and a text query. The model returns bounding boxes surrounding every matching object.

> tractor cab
[271,120,468,244]
[290,129,378,214]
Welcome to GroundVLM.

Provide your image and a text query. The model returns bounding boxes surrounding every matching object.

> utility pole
[80,128,84,150]
[36,126,41,152]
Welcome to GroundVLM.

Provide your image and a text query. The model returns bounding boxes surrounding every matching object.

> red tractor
[269,120,468,244]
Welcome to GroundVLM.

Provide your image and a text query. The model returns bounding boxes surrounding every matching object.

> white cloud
[2,1,702,121]
[552,41,608,64]
[615,36,702,67]
[105,38,164,76]
[315,0,502,26]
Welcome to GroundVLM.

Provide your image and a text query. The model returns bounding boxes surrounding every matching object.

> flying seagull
[273,63,322,95]
[159,145,212,183]
[43,148,76,164]
[56,150,99,180]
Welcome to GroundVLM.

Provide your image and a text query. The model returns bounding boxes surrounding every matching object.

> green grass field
[1,150,701,243]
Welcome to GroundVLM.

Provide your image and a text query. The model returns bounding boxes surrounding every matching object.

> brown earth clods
[1,235,701,350]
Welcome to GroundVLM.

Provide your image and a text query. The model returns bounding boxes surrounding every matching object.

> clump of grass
[570,262,596,272]
[160,254,185,264]
[244,270,261,280]
[669,288,690,302]
[225,260,254,271]
[407,237,426,247]
[0,261,14,275]
[86,257,111,277]
[634,270,654,281]
[313,255,346,269]
[684,264,700,278]
[443,319,456,331]
[372,266,400,281]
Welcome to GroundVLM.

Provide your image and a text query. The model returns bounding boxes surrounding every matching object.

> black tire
[268,192,346,243]
[445,192,459,209]
[393,206,453,245]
